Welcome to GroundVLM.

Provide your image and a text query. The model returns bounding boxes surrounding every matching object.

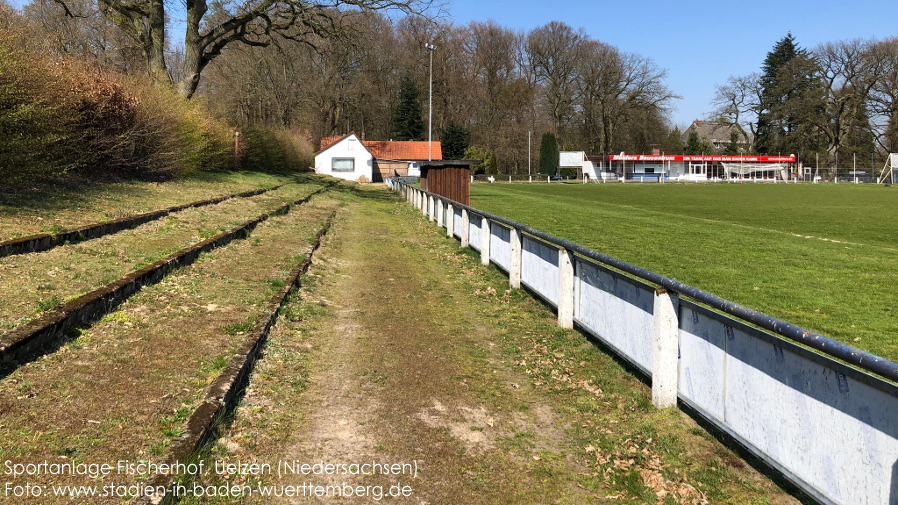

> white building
[314,133,374,183]
[316,133,442,182]
[609,154,796,181]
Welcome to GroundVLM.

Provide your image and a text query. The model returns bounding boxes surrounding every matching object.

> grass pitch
[471,182,898,363]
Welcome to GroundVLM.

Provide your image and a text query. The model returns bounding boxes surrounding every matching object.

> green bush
[538,132,559,176]
[560,166,578,178]
[0,20,79,182]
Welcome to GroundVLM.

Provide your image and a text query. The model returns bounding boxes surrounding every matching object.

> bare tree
[710,73,761,148]
[870,38,898,153]
[527,21,583,139]
[816,39,880,159]
[24,0,144,72]
[51,0,440,98]
[575,41,677,153]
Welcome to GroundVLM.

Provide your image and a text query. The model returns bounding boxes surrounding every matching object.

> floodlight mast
[425,43,436,161]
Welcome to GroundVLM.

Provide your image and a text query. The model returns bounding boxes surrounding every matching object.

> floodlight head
[425,43,436,51]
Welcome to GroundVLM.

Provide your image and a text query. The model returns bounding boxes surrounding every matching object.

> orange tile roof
[362,140,442,161]
[317,134,442,161]
[319,135,346,152]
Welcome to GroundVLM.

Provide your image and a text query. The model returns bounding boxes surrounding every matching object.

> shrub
[240,127,313,173]
[0,7,308,185]
[0,10,234,184]
[0,13,79,182]
[538,132,559,176]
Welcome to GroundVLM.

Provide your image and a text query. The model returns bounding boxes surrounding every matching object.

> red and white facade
[607,154,797,181]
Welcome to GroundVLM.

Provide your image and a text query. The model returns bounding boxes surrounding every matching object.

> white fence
[390,180,898,505]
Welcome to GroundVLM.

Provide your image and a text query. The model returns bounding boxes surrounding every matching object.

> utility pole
[528,131,531,176]
[425,42,436,161]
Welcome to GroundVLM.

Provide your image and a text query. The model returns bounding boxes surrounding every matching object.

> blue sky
[448,0,898,126]
[11,0,895,126]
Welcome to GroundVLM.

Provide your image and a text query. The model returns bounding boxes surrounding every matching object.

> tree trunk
[177,0,207,98]
[145,0,168,84]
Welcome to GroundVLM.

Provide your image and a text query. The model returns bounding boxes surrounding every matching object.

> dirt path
[189,186,799,505]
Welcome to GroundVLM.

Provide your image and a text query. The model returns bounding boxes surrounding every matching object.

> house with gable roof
[315,133,442,183]
[313,132,375,183]
[683,121,752,153]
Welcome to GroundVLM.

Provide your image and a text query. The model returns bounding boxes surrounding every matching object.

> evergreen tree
[440,122,470,160]
[724,130,741,155]
[538,132,559,176]
[684,129,712,155]
[756,34,800,155]
[755,33,824,158]
[663,126,684,154]
[391,74,425,141]
[463,145,498,175]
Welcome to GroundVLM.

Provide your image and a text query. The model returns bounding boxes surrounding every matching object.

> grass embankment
[0,180,327,332]
[0,5,312,185]
[0,171,294,240]
[471,183,898,362]
[179,186,796,504]
[0,188,346,504]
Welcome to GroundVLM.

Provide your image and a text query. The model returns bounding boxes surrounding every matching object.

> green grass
[471,183,898,362]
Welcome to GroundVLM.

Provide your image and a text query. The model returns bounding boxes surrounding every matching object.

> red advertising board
[608,154,796,163]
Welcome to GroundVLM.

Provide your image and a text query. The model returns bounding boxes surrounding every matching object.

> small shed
[419,160,478,206]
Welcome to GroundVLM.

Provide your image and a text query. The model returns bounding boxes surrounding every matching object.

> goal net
[720,162,788,178]
[878,154,898,183]
[893,154,898,184]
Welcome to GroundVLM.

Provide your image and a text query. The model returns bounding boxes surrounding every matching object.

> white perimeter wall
[397,183,898,505]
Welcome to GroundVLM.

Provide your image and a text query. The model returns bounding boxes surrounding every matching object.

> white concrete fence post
[428,195,435,221]
[481,218,491,265]
[461,209,470,248]
[421,191,427,216]
[447,204,455,238]
[557,249,574,329]
[509,228,522,289]
[652,288,680,409]
[436,198,443,227]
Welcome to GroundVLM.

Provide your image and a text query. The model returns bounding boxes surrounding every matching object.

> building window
[332,158,355,172]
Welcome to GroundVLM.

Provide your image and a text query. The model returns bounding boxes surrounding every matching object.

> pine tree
[755,33,824,158]
[756,34,799,154]
[538,133,559,176]
[440,122,470,160]
[724,130,741,155]
[391,74,426,141]
[663,126,684,154]
[685,130,712,155]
